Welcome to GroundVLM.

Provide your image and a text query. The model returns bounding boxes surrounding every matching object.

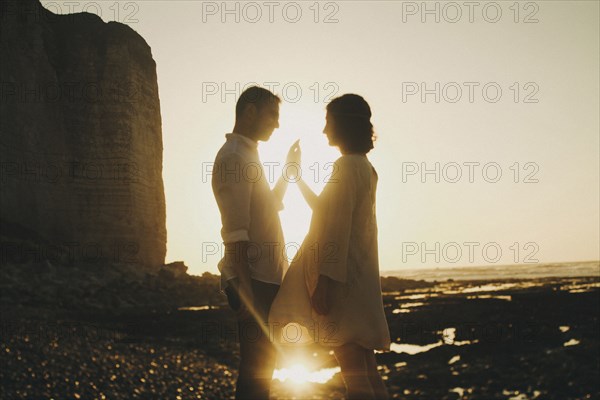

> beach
[1,262,598,399]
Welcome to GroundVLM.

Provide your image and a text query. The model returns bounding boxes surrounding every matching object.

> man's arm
[224,241,254,318]
[212,152,254,316]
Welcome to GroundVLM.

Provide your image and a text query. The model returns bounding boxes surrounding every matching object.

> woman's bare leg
[333,343,375,400]
[365,349,389,400]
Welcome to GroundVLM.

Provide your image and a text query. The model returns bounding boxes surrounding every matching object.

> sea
[382,261,600,282]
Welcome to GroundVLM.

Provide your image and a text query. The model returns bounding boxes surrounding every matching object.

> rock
[1,254,225,311]
[157,268,175,282]
[0,0,166,268]
[380,276,436,292]
[163,261,188,278]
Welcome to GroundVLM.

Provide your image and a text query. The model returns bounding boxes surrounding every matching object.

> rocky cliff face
[0,0,166,267]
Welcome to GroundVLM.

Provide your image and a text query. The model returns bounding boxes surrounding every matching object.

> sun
[272,362,341,386]
[258,104,340,261]
[273,364,312,386]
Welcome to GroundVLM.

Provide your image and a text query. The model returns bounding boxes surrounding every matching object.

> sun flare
[272,363,341,385]
[259,104,340,260]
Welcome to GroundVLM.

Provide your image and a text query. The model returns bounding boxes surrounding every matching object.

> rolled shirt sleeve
[316,158,356,283]
[212,152,253,244]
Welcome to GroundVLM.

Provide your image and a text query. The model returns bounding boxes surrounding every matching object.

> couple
[211,86,391,400]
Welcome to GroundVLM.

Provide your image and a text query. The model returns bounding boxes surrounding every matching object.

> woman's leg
[365,349,389,400]
[333,343,375,400]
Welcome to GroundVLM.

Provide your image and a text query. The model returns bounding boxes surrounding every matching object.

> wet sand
[1,275,598,399]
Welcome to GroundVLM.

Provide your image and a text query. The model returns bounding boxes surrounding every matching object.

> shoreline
[381,260,600,282]
[1,274,598,399]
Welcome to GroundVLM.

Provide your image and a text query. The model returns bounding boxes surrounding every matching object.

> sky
[42,1,600,275]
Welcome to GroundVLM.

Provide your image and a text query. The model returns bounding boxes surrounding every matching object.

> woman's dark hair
[326,94,376,154]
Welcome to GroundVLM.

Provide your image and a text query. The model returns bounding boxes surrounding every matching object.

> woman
[269,94,391,399]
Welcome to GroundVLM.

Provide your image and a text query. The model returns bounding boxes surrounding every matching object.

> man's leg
[247,280,279,398]
[224,285,251,399]
[236,316,267,399]
[227,280,279,400]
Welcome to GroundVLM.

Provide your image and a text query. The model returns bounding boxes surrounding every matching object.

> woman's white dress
[269,154,391,351]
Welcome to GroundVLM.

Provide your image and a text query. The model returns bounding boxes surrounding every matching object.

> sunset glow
[259,105,339,259]
[272,364,341,385]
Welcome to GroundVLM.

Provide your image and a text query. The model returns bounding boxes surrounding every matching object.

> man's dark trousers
[225,279,279,400]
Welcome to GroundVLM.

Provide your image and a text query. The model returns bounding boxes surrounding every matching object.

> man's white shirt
[211,133,288,288]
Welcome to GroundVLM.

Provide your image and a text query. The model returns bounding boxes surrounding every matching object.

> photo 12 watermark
[1,160,140,184]
[401,241,540,264]
[401,161,540,183]
[201,1,340,24]
[401,82,540,104]
[0,240,140,265]
[203,160,339,185]
[394,321,539,344]
[41,1,140,23]
[0,81,141,104]
[201,81,340,104]
[0,321,128,343]
[201,240,340,265]
[399,1,540,24]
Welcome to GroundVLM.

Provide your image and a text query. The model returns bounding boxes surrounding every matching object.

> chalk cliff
[0,0,166,267]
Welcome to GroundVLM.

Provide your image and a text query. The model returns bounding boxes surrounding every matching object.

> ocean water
[383,261,600,282]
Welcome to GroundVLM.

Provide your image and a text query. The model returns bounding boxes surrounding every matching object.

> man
[211,86,298,399]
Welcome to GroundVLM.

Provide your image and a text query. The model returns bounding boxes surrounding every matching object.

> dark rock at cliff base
[161,261,188,278]
[380,276,435,292]
[0,261,225,312]
[0,0,166,268]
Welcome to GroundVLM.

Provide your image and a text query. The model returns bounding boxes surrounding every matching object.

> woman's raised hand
[285,139,301,179]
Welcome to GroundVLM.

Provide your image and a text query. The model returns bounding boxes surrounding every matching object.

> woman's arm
[272,175,288,205]
[297,177,318,210]
[272,140,300,206]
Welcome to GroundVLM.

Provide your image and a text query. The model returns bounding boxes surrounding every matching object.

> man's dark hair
[235,86,281,119]
[326,94,376,154]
